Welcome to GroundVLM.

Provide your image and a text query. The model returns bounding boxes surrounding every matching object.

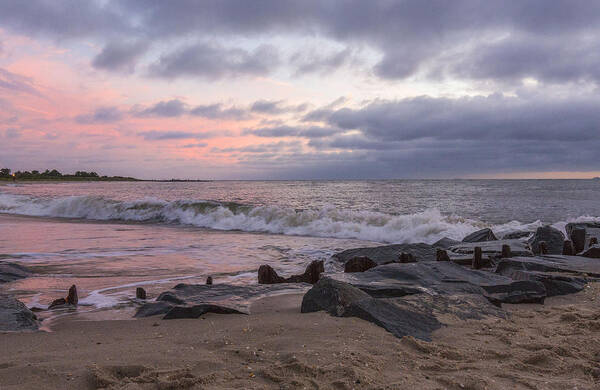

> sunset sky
[1,1,600,179]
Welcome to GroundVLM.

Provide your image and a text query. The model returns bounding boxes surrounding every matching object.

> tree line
[0,168,137,181]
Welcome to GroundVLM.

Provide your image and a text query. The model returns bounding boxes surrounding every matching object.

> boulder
[528,226,565,255]
[480,281,546,306]
[432,237,460,249]
[329,261,548,304]
[301,277,442,340]
[135,283,306,318]
[581,245,600,259]
[462,228,497,243]
[48,298,68,309]
[568,227,587,253]
[258,260,324,284]
[502,231,532,240]
[344,257,378,273]
[0,262,30,284]
[332,243,437,265]
[494,256,600,278]
[0,295,39,331]
[163,304,246,320]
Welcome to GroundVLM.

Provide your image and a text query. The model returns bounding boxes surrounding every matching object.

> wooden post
[590,237,598,247]
[206,276,213,285]
[136,287,147,299]
[472,247,482,269]
[562,240,575,256]
[501,244,511,258]
[538,241,548,255]
[66,285,78,305]
[436,249,450,261]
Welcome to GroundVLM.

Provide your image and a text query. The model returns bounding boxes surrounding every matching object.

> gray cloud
[291,48,354,75]
[250,100,308,114]
[75,106,123,124]
[92,40,149,72]
[137,130,220,141]
[245,125,342,138]
[133,99,188,118]
[148,43,280,79]
[189,103,250,120]
[181,143,208,148]
[0,67,39,95]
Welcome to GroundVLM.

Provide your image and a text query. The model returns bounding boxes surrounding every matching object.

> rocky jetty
[258,260,324,284]
[0,294,39,331]
[332,243,437,265]
[528,226,565,255]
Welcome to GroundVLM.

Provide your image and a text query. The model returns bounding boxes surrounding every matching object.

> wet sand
[1,285,600,390]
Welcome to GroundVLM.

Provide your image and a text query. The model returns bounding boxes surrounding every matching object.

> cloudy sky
[1,1,599,179]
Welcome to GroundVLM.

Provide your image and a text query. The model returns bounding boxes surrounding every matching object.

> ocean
[1,180,599,324]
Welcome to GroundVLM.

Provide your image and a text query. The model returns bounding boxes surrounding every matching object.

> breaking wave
[0,192,592,244]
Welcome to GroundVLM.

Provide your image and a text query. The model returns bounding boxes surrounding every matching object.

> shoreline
[1,289,599,389]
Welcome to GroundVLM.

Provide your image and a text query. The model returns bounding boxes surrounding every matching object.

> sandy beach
[1,284,599,390]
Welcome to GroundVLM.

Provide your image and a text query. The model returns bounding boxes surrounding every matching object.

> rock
[136,287,147,300]
[494,256,600,278]
[206,276,213,285]
[590,237,598,247]
[436,249,450,262]
[257,265,285,284]
[432,237,460,249]
[538,241,548,255]
[332,243,437,265]
[48,298,67,309]
[448,239,532,258]
[568,227,587,253]
[329,261,549,304]
[66,285,78,305]
[480,281,546,306]
[301,277,441,340]
[258,260,324,284]
[344,257,378,273]
[528,226,565,255]
[472,247,483,270]
[0,294,39,331]
[502,231,532,240]
[462,228,497,243]
[501,244,512,258]
[0,262,31,284]
[398,252,416,263]
[163,304,246,320]
[135,283,307,318]
[562,240,575,256]
[581,244,600,259]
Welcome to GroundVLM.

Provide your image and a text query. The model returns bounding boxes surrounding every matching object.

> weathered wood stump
[501,244,512,258]
[136,287,147,300]
[344,256,377,273]
[206,276,213,285]
[436,249,450,262]
[398,252,416,263]
[562,240,575,256]
[472,247,483,270]
[538,241,548,255]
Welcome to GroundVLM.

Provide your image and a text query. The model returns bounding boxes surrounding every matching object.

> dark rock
[398,252,416,263]
[501,231,532,240]
[501,244,512,258]
[257,265,285,284]
[562,240,575,256]
[436,249,450,262]
[569,227,587,253]
[332,243,437,265]
[0,295,39,331]
[48,298,67,309]
[581,245,600,259]
[66,285,78,305]
[495,256,600,278]
[0,262,31,284]
[503,270,586,297]
[329,261,549,304]
[462,228,497,243]
[135,283,307,318]
[528,226,565,255]
[344,257,378,273]
[258,260,324,284]
[448,239,532,258]
[538,241,548,255]
[472,247,483,270]
[481,281,546,306]
[163,304,246,320]
[206,276,213,285]
[136,287,147,300]
[301,277,442,340]
[432,237,460,249]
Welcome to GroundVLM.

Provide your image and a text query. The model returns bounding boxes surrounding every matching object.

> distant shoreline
[0,178,212,183]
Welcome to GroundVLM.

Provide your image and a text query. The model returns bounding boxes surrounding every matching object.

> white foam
[0,192,596,244]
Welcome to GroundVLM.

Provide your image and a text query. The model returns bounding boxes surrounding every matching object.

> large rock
[0,262,30,284]
[163,304,246,320]
[332,243,437,265]
[502,231,532,240]
[329,261,548,305]
[301,277,442,340]
[344,256,378,273]
[432,237,460,249]
[448,239,532,258]
[462,228,497,243]
[581,245,600,259]
[135,283,307,318]
[258,260,324,284]
[528,226,565,255]
[0,295,39,331]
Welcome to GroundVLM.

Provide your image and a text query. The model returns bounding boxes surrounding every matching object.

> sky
[1,0,600,180]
